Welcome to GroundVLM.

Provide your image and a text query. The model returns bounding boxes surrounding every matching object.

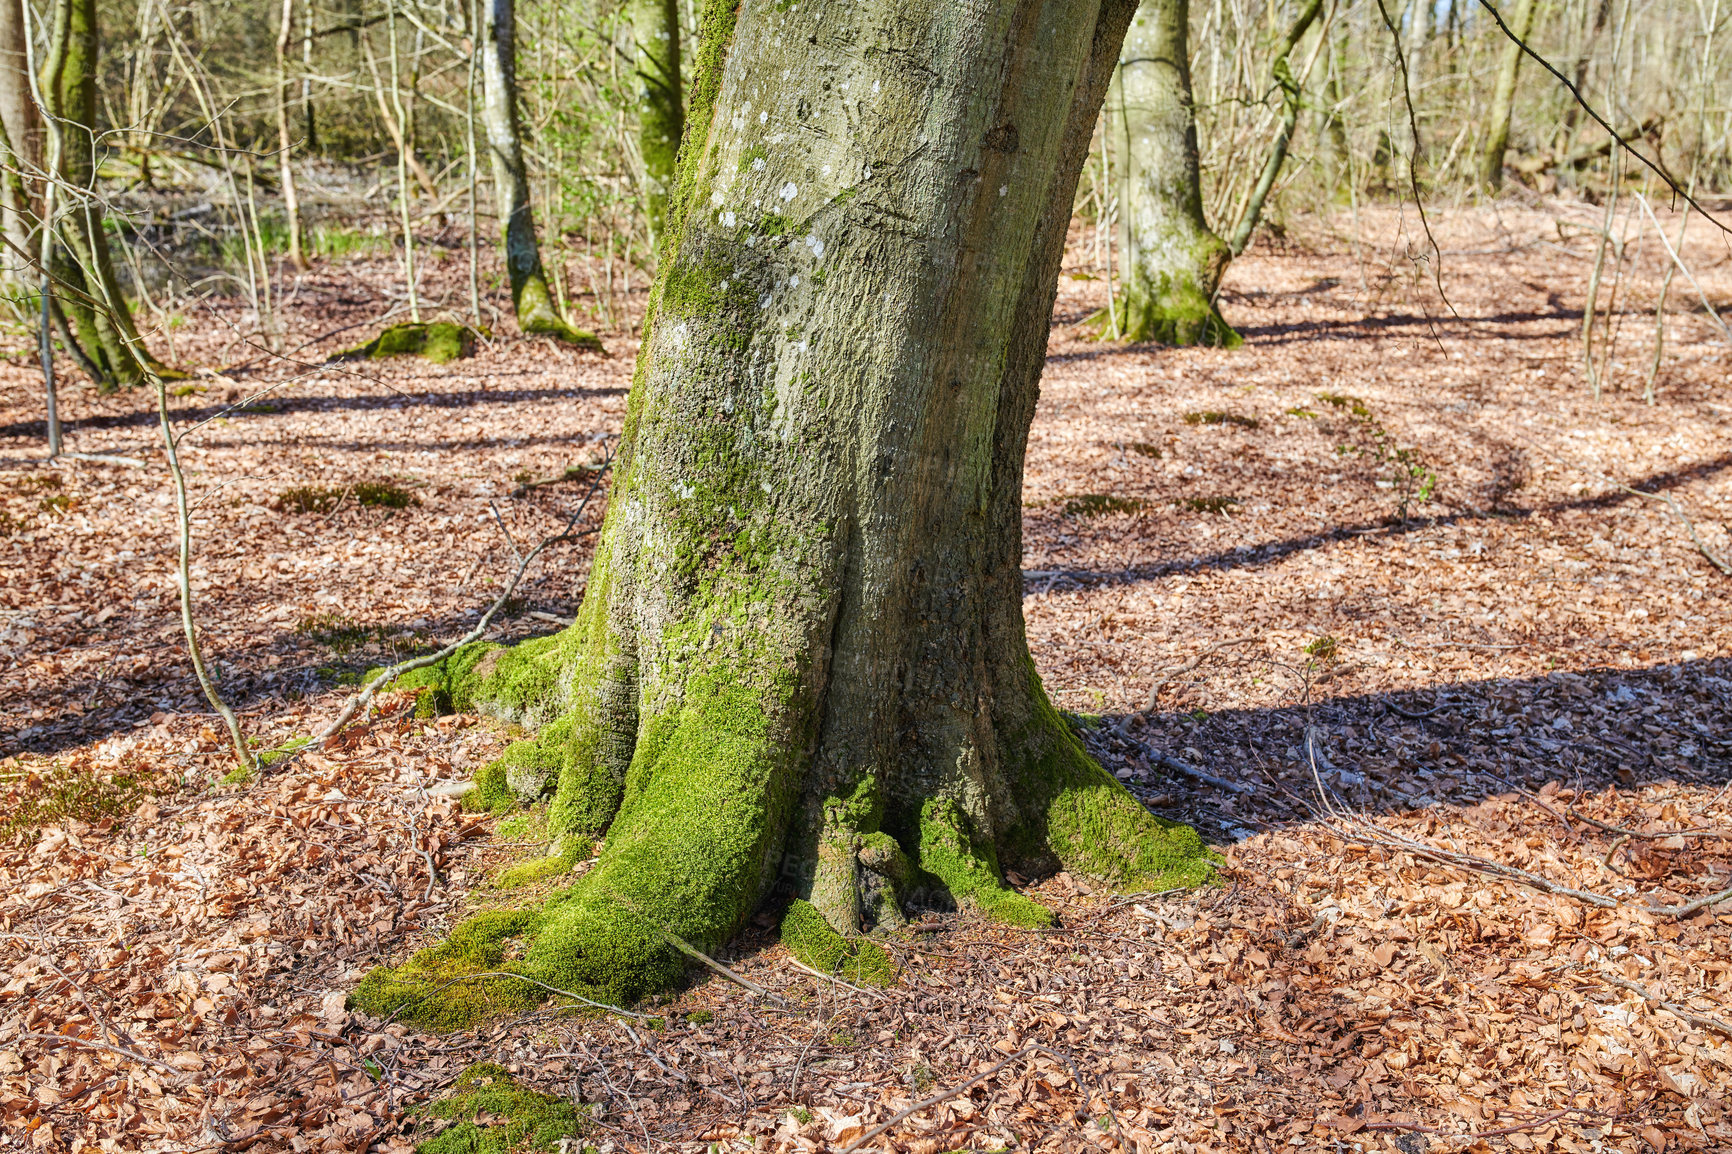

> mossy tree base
[332,322,477,364]
[1094,283,1242,348]
[352,0,1220,1032]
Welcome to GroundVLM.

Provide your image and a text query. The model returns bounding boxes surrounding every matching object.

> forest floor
[1,199,1731,1154]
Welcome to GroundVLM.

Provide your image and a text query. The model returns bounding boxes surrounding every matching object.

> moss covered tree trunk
[479,0,594,345]
[42,0,170,387]
[1112,0,1238,346]
[629,0,682,251]
[359,0,1213,1025]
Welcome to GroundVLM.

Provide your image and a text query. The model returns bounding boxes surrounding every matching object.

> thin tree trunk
[1481,0,1543,190]
[275,0,304,267]
[0,0,40,304]
[1226,0,1323,255]
[1112,0,1238,346]
[629,0,682,252]
[480,0,595,345]
[355,0,1212,1023]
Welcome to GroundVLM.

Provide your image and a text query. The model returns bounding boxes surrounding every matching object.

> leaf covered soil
[0,204,1730,1151]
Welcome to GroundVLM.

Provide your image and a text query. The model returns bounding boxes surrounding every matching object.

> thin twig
[17,1032,188,1080]
[786,957,888,1001]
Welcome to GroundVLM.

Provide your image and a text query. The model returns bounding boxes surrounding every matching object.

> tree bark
[1480,0,1542,190]
[355,0,1213,1024]
[0,0,39,302]
[42,0,168,387]
[630,0,682,251]
[479,0,595,345]
[1113,0,1238,346]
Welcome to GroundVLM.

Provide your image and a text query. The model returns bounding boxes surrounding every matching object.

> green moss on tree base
[916,799,1054,929]
[332,322,477,364]
[779,899,894,986]
[413,1062,591,1154]
[349,884,682,1029]
[496,837,590,889]
[521,314,605,352]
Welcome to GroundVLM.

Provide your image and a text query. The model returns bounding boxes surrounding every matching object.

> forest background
[0,0,1731,1153]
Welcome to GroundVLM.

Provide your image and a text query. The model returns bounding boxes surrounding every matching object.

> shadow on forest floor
[1078,655,1729,847]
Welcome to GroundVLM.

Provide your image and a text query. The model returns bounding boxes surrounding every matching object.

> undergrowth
[276,481,420,514]
[412,1062,592,1154]
[0,761,159,838]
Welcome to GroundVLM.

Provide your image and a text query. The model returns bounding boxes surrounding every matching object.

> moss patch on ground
[779,899,894,986]
[331,322,477,364]
[413,1062,591,1154]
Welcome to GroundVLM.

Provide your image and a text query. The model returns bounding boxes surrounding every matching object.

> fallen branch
[1594,973,1732,1039]
[302,443,612,753]
[661,929,780,1002]
[787,957,889,1001]
[1141,746,1257,795]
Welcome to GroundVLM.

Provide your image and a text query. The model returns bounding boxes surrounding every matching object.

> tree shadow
[1076,655,1729,847]
[1025,447,1732,590]
[0,384,626,442]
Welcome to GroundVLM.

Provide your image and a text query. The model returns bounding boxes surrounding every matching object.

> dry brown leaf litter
[0,203,1729,1152]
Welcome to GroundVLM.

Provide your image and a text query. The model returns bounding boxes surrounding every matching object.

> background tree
[1481,0,1544,189]
[354,0,1213,1020]
[630,0,681,250]
[0,0,39,309]
[42,0,170,387]
[479,0,594,345]
[1112,0,1239,346]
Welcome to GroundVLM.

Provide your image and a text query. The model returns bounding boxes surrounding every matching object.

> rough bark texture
[1113,0,1238,347]
[630,0,682,249]
[356,0,1214,1028]
[0,0,38,309]
[1480,0,1540,191]
[43,0,168,387]
[479,0,596,346]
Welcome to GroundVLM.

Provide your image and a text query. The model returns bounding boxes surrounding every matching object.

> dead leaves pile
[0,700,507,1153]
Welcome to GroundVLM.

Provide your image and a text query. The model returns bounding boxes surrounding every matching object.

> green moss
[413,1063,590,1154]
[218,764,254,787]
[520,313,604,351]
[331,322,477,364]
[1001,656,1219,893]
[779,899,894,986]
[1064,494,1147,517]
[350,908,549,1030]
[1098,258,1241,348]
[916,799,1053,928]
[496,837,590,890]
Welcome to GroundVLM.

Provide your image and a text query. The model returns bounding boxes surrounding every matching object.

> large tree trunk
[629,0,682,251]
[479,0,595,346]
[1113,0,1238,347]
[42,0,169,388]
[356,0,1213,1024]
[1480,0,1541,191]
